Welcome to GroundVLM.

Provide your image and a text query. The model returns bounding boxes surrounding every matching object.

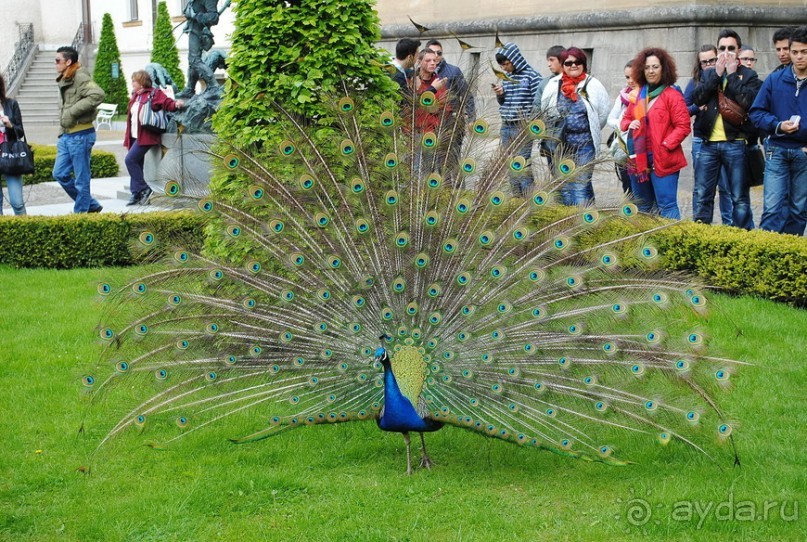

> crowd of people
[1,28,805,238]
[390,25,807,236]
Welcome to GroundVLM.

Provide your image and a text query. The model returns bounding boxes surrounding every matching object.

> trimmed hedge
[18,144,121,185]
[0,211,805,304]
[0,212,205,268]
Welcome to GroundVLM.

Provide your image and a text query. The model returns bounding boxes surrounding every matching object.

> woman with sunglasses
[621,47,690,219]
[683,45,733,225]
[540,47,610,205]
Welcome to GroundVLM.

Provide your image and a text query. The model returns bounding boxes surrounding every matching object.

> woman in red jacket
[621,48,690,219]
[124,70,184,205]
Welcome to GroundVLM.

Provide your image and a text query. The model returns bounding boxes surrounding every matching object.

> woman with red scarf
[540,47,611,206]
[621,48,690,219]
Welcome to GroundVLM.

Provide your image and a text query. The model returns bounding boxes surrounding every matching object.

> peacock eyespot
[279,140,296,155]
[165,181,181,196]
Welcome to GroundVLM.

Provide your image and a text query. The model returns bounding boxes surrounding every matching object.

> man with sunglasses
[425,39,475,185]
[53,46,105,214]
[692,29,762,229]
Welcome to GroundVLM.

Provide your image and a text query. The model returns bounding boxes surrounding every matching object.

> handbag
[717,89,747,126]
[138,89,169,134]
[746,144,765,187]
[0,137,35,176]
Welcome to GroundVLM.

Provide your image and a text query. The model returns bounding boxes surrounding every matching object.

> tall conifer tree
[93,13,129,112]
[151,1,185,89]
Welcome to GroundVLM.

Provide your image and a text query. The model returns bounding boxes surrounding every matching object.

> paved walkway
[4,123,765,223]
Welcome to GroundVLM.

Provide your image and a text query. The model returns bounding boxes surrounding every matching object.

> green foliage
[151,1,185,89]
[0,212,205,268]
[93,13,130,113]
[14,144,120,185]
[652,223,807,305]
[212,0,398,148]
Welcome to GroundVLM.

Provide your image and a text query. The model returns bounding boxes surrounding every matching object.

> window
[129,0,139,21]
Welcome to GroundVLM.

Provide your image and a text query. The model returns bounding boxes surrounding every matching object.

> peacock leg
[418,432,434,469]
[402,432,413,475]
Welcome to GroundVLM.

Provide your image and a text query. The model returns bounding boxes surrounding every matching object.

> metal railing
[72,22,86,53]
[3,23,35,90]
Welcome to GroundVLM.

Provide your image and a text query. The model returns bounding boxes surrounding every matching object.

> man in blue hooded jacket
[493,42,542,197]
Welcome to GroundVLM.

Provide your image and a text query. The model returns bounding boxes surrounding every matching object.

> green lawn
[0,266,804,541]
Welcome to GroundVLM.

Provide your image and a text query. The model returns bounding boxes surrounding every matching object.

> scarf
[627,84,666,183]
[620,86,637,107]
[560,72,587,101]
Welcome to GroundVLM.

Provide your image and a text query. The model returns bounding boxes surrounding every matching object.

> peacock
[84,82,744,474]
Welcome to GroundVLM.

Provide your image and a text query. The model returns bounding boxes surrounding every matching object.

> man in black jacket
[692,29,762,229]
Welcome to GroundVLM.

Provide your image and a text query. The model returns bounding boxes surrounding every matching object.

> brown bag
[718,89,747,126]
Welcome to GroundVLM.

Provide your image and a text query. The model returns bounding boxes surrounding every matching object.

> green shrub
[93,13,130,113]
[14,144,120,185]
[151,1,185,89]
[1,208,805,305]
[0,212,205,268]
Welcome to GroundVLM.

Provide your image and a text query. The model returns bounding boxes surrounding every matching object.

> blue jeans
[693,140,753,229]
[53,129,101,213]
[125,139,153,195]
[501,121,534,197]
[760,146,807,235]
[629,155,681,219]
[691,137,732,225]
[0,174,26,215]
[560,143,595,206]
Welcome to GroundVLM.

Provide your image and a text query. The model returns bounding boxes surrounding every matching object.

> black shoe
[126,193,140,206]
[88,205,103,213]
[138,188,153,205]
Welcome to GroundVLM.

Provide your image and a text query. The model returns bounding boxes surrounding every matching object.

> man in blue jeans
[692,29,762,229]
[749,25,807,235]
[53,46,105,213]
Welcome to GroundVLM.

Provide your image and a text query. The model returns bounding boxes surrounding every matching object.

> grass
[0,266,804,541]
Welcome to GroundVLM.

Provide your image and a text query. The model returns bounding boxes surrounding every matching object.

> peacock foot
[419,454,434,470]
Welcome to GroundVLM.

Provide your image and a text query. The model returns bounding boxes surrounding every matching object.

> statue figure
[176,0,230,99]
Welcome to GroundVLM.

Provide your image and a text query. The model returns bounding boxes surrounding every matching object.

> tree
[151,1,185,89]
[212,0,398,147]
[93,13,129,112]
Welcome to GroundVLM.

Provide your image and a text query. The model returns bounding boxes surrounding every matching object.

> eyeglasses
[739,57,756,62]
[564,60,583,67]
[54,58,65,64]
[700,58,718,66]
[429,49,443,56]
[718,45,737,52]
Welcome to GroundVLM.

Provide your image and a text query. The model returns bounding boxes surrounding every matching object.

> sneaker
[126,193,140,206]
[138,188,153,205]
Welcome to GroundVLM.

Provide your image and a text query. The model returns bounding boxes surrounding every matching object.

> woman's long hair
[631,47,678,87]
[0,74,7,102]
[692,45,717,83]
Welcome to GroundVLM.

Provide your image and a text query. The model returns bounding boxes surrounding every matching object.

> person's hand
[715,52,727,77]
[176,100,186,109]
[780,120,799,134]
[628,119,641,130]
[432,78,447,91]
[0,114,10,127]
[725,52,739,75]
[492,82,504,96]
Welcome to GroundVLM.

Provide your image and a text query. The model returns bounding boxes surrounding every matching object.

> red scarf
[560,72,587,101]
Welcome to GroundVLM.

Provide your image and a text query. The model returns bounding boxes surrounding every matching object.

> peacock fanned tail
[85,89,744,469]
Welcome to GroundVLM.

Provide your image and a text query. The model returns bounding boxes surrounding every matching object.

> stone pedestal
[144,133,217,197]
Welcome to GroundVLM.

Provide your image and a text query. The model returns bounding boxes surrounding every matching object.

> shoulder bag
[138,89,169,134]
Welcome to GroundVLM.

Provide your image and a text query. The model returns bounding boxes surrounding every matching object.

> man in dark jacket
[692,29,762,229]
[425,39,474,185]
[390,38,420,91]
[750,25,807,235]
[52,46,105,213]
